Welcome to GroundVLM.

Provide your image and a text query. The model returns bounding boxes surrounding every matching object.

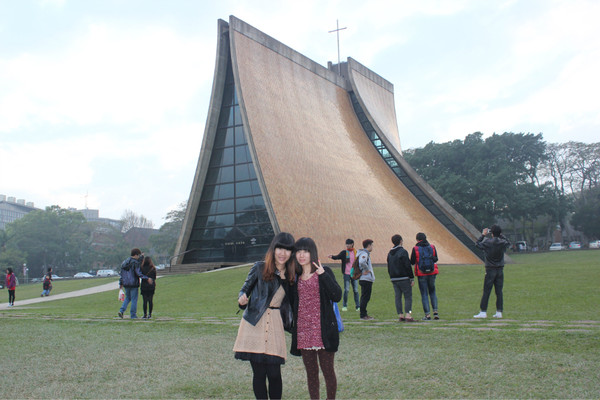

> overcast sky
[1,0,598,226]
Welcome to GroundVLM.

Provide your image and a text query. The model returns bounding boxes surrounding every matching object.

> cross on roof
[328,19,347,75]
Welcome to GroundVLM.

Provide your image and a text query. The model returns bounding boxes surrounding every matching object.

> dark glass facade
[183,58,274,263]
[349,92,483,259]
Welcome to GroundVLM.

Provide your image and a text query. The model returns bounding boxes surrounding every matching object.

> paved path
[0,281,120,310]
[0,267,245,311]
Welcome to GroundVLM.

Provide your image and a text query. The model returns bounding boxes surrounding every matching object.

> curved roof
[347,58,402,153]
[229,17,481,264]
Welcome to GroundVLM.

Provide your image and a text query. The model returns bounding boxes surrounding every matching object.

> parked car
[514,241,528,252]
[549,243,564,251]
[51,274,63,279]
[156,264,166,270]
[74,272,94,278]
[589,240,600,249]
[96,269,117,277]
[569,241,582,249]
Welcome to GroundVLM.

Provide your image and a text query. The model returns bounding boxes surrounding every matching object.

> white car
[588,240,600,249]
[549,243,563,251]
[96,269,117,277]
[569,242,582,249]
[74,272,94,278]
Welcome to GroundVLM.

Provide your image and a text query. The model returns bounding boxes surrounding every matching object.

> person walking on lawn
[5,268,16,307]
[118,248,153,319]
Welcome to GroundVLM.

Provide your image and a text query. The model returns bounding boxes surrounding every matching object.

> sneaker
[422,315,431,321]
[142,315,148,319]
[356,307,360,312]
[360,315,374,320]
[433,311,439,320]
[341,306,348,311]
[493,311,503,318]
[118,312,123,319]
[473,311,487,319]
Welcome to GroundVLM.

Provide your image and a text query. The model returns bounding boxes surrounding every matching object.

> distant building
[70,208,122,230]
[0,195,39,230]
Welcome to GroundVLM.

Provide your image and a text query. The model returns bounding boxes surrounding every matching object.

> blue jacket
[119,256,149,288]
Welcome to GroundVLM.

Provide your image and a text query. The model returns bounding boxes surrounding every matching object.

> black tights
[8,289,15,305]
[301,349,337,399]
[142,293,154,316]
[250,361,282,399]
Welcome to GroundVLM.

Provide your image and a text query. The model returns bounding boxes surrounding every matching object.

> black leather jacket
[238,262,293,330]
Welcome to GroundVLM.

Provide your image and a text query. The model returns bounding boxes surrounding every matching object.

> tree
[0,247,27,278]
[120,209,154,233]
[5,206,92,277]
[149,202,187,259]
[571,187,600,238]
[85,223,131,270]
[404,132,552,230]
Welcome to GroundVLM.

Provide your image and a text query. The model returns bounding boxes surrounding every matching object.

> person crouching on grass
[291,237,342,400]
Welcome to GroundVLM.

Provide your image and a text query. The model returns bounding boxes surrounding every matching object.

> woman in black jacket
[140,256,157,319]
[233,232,296,400]
[291,237,342,400]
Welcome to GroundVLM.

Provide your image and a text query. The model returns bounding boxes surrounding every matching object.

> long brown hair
[263,232,296,284]
[141,256,156,273]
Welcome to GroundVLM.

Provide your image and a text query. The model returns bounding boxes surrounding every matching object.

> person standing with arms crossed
[328,238,359,312]
[473,225,511,319]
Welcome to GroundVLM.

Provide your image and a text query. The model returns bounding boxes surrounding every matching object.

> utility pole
[328,19,347,75]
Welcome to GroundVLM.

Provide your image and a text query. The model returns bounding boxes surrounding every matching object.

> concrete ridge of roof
[347,57,394,93]
[228,15,391,94]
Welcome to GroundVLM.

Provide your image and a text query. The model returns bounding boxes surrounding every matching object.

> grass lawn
[1,250,598,398]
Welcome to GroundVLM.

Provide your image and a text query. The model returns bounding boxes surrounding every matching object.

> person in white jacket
[357,239,375,320]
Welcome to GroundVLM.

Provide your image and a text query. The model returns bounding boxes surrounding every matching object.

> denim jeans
[41,289,50,296]
[391,279,412,315]
[342,274,360,308]
[119,287,139,318]
[417,275,438,315]
[480,268,504,312]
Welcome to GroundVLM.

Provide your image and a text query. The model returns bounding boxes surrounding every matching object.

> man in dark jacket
[410,232,439,320]
[387,234,415,322]
[473,225,511,319]
[328,238,359,312]
[118,248,153,319]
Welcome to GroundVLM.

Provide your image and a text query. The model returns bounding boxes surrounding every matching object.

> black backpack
[417,245,435,274]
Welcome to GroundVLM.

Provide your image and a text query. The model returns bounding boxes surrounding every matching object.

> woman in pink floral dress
[290,237,342,399]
